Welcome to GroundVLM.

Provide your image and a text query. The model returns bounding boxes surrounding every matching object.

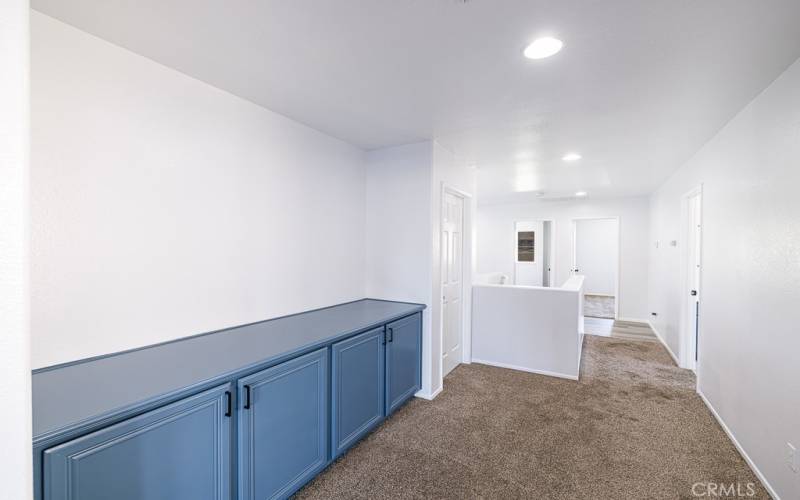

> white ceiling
[32,0,800,203]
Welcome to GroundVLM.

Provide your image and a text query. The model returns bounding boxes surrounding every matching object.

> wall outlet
[789,442,798,473]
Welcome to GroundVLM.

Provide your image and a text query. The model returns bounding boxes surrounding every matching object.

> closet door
[237,348,328,500]
[44,384,233,500]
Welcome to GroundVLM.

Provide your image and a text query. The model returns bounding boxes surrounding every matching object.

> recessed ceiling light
[562,152,582,162]
[575,191,587,197]
[524,37,563,60]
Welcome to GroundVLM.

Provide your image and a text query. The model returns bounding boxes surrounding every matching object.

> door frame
[570,216,621,320]
[512,219,556,287]
[438,183,473,382]
[679,185,703,371]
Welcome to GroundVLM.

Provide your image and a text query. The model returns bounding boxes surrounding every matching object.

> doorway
[572,217,620,320]
[513,220,555,287]
[681,187,703,370]
[441,190,465,377]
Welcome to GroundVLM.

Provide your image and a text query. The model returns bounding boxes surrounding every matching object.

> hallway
[296,336,767,499]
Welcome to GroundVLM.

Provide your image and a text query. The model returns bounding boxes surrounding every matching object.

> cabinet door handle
[224,391,232,417]
[243,385,251,410]
[387,328,394,343]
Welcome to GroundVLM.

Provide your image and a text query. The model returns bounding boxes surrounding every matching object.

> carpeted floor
[584,294,616,319]
[294,336,768,499]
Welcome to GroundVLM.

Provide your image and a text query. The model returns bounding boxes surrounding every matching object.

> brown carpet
[295,336,768,499]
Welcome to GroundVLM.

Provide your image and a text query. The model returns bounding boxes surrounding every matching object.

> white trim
[471,359,579,381]
[414,386,443,401]
[648,320,680,367]
[697,389,780,500]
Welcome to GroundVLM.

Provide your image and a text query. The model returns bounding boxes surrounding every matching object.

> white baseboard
[617,316,651,324]
[648,320,681,367]
[414,385,443,400]
[697,389,780,500]
[471,358,579,381]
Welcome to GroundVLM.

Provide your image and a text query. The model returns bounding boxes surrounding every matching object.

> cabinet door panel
[237,348,328,500]
[331,327,385,458]
[44,384,233,500]
[385,313,422,414]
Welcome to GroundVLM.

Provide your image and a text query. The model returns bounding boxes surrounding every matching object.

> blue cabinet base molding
[33,299,424,500]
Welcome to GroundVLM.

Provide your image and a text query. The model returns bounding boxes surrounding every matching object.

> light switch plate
[789,442,798,473]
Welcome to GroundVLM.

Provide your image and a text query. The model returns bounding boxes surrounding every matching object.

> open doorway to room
[572,217,619,321]
[514,220,555,287]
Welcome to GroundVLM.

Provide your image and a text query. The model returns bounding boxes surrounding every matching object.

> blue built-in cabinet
[386,314,424,414]
[331,327,386,458]
[238,348,329,500]
[44,384,233,500]
[32,300,424,500]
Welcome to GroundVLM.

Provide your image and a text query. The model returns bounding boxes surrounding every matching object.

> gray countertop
[32,298,425,443]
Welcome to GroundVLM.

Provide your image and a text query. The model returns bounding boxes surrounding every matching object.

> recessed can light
[524,37,563,59]
[575,191,588,197]
[562,152,582,162]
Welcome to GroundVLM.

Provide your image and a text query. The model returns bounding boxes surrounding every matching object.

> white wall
[31,12,367,368]
[0,2,32,498]
[575,218,618,296]
[472,276,585,380]
[648,57,800,499]
[477,197,650,321]
[364,142,434,395]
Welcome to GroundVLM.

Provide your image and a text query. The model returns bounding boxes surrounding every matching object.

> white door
[514,221,543,286]
[441,192,464,377]
[685,192,702,369]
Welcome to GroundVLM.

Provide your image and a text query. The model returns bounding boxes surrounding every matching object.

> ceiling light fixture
[562,152,582,162]
[575,191,588,197]
[524,37,563,59]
